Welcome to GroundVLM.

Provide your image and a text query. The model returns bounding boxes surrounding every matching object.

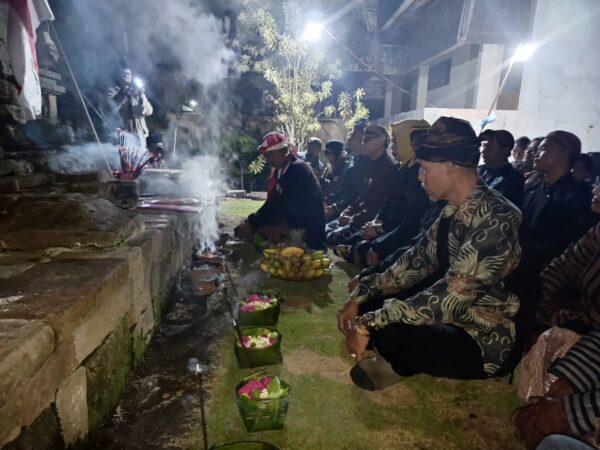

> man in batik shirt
[337,117,522,390]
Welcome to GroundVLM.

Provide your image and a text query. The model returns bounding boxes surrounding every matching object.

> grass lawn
[192,200,522,449]
[221,198,265,218]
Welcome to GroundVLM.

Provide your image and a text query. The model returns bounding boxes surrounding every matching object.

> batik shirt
[352,180,522,376]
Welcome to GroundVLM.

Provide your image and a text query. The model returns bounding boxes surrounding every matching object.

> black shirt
[520,173,597,270]
[478,163,525,207]
[329,155,370,211]
[248,156,326,249]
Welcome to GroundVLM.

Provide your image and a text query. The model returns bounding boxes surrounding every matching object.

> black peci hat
[147,131,163,146]
[413,116,481,167]
[324,140,344,157]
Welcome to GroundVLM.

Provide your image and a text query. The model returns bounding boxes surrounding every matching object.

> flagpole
[481,60,515,132]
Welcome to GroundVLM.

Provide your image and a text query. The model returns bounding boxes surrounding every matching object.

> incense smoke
[50,0,238,249]
[48,143,119,173]
[179,154,228,251]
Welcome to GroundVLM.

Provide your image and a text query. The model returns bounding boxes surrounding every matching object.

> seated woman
[336,117,522,390]
[517,182,600,403]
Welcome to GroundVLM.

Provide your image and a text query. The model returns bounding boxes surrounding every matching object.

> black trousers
[359,296,486,380]
[372,323,487,380]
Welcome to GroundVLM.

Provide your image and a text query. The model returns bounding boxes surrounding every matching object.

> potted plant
[234,327,282,368]
[235,374,290,433]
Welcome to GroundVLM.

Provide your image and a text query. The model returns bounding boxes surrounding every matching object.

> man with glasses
[326,124,399,248]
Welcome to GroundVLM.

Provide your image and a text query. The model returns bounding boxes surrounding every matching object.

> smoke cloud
[47,142,119,173]
[178,154,228,250]
[50,0,239,249]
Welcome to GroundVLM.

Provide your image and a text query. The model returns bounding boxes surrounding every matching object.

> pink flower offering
[240,294,277,312]
[236,376,290,401]
[239,331,278,349]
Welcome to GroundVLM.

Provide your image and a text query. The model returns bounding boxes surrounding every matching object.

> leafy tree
[236,0,340,149]
[323,87,370,133]
[235,0,370,178]
[219,129,262,190]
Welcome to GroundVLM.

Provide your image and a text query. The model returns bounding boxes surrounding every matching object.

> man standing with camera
[107,67,153,145]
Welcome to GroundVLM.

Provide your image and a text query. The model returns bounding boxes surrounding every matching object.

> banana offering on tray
[259,246,331,281]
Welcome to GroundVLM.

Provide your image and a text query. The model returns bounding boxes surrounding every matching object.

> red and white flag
[7,0,54,120]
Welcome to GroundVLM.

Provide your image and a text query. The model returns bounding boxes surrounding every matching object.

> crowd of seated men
[234,116,600,449]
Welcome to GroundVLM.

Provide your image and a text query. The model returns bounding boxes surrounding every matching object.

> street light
[511,43,536,63]
[174,99,199,155]
[481,42,537,130]
[301,21,324,42]
[301,18,436,107]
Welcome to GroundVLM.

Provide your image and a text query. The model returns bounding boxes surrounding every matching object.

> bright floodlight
[512,43,536,63]
[133,77,144,88]
[302,21,323,41]
[189,99,198,108]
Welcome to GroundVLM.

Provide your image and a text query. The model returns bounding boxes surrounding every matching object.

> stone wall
[0,211,199,448]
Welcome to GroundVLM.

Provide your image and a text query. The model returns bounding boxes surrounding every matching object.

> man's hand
[324,206,335,220]
[546,378,573,397]
[262,226,288,243]
[339,214,351,226]
[367,249,380,267]
[513,398,570,449]
[361,222,380,240]
[348,275,360,293]
[345,329,370,362]
[122,84,134,96]
[336,298,359,336]
[234,220,253,239]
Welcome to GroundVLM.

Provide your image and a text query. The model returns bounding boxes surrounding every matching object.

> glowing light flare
[301,21,324,42]
[189,99,198,108]
[511,43,536,63]
[133,77,144,88]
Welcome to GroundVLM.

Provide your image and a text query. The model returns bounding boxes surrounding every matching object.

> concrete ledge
[0,211,199,448]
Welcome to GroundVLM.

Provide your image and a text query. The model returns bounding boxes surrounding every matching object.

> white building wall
[426,44,479,109]
[376,107,522,136]
[518,0,600,152]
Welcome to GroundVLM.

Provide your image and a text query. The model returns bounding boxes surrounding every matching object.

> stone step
[0,209,200,448]
[0,257,131,445]
[226,189,246,198]
[0,320,56,407]
[0,159,34,177]
[0,174,51,194]
[54,172,101,184]
[0,194,142,251]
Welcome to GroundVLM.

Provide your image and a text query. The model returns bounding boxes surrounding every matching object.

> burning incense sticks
[113,129,153,180]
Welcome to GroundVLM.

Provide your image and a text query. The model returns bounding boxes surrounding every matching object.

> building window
[428,59,451,90]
